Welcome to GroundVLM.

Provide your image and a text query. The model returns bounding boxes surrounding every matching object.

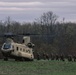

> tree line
[0,11,76,58]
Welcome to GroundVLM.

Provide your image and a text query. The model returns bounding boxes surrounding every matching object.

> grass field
[0,59,76,75]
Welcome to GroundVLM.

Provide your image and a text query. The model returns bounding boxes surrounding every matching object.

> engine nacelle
[22,36,30,45]
[27,43,35,48]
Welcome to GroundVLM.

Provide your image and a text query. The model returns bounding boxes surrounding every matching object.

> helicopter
[0,33,35,61]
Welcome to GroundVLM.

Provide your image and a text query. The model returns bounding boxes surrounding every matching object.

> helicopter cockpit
[3,43,11,49]
[1,38,14,51]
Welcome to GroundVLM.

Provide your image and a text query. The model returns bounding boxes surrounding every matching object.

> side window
[26,50,28,53]
[26,50,30,53]
[17,47,19,51]
[23,49,25,52]
[12,45,14,52]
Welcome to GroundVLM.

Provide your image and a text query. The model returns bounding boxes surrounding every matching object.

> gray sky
[0,0,76,23]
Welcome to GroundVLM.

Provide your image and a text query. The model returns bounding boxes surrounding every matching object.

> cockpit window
[3,43,11,49]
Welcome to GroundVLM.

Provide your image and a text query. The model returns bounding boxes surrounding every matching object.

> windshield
[3,43,11,49]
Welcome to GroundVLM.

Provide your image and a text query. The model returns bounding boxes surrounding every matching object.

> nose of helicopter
[1,49,12,57]
[1,42,13,53]
[1,42,14,57]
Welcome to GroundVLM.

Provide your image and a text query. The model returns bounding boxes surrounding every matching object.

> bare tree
[36,11,58,26]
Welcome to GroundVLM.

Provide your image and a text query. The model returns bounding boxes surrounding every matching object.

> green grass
[0,59,76,75]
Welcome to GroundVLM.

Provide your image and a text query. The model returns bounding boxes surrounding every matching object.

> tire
[4,58,8,61]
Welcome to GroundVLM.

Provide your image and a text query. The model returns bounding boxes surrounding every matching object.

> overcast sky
[0,0,76,23]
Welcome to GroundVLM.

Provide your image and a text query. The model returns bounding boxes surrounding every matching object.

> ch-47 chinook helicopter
[0,33,35,61]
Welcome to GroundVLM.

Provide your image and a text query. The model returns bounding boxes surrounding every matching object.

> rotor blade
[0,32,16,38]
[0,32,55,38]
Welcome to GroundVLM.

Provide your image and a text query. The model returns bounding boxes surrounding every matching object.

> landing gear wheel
[15,58,19,61]
[4,58,8,61]
[21,58,25,61]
